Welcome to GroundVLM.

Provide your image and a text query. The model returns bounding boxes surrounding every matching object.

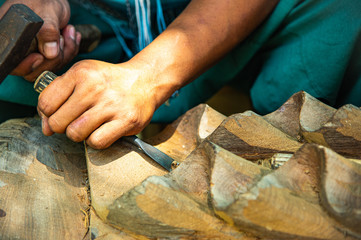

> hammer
[0,4,101,84]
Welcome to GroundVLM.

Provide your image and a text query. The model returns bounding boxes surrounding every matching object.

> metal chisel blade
[123,135,179,171]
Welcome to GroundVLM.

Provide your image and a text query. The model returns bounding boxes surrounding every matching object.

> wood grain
[301,104,361,158]
[0,118,89,240]
[2,92,361,239]
[208,111,302,160]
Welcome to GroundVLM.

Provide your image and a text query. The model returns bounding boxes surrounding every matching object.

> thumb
[37,17,61,59]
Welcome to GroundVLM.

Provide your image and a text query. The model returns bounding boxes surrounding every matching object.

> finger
[37,18,61,59]
[37,73,75,117]
[23,55,63,82]
[37,107,54,136]
[46,88,97,133]
[10,53,44,79]
[24,37,65,81]
[65,106,111,142]
[62,25,80,63]
[42,116,55,136]
[86,120,131,149]
[76,32,81,46]
[25,25,79,81]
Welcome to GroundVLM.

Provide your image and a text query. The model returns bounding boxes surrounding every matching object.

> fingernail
[44,41,59,58]
[59,36,64,51]
[32,58,43,70]
[69,25,75,40]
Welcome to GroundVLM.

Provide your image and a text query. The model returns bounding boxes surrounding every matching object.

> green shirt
[1,0,360,122]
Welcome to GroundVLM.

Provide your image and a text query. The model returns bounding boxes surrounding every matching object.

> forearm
[129,0,279,109]
[36,0,279,149]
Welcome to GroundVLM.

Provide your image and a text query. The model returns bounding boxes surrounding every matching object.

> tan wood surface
[264,91,337,139]
[214,143,357,239]
[319,146,361,236]
[85,98,361,239]
[1,92,361,239]
[0,118,89,240]
[208,110,302,160]
[301,104,361,158]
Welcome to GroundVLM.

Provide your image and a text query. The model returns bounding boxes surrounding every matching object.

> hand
[36,0,279,149]
[37,60,160,149]
[0,0,81,81]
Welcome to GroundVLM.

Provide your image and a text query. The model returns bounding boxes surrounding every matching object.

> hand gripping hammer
[0,4,101,84]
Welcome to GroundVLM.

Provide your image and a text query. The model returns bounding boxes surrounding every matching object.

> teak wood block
[89,208,137,240]
[88,140,255,239]
[0,118,89,240]
[319,146,361,235]
[264,91,337,139]
[1,92,361,239]
[214,143,358,239]
[86,102,360,239]
[87,139,359,239]
[301,104,361,158]
[86,104,245,239]
[264,91,361,159]
[86,104,225,222]
[208,110,302,160]
[146,104,226,161]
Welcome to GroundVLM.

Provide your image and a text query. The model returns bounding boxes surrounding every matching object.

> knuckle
[72,60,92,71]
[66,126,84,142]
[48,116,65,133]
[37,98,52,116]
[125,112,141,127]
[70,63,105,93]
[87,135,108,149]
[74,60,100,76]
[91,83,106,96]
[70,63,90,80]
[38,21,59,38]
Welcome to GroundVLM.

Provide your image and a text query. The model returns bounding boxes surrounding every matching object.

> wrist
[126,55,183,110]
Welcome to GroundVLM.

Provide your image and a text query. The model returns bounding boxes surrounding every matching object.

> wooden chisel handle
[33,70,57,93]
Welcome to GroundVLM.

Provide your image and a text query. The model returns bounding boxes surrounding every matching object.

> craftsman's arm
[0,0,80,81]
[132,0,279,108]
[38,0,279,149]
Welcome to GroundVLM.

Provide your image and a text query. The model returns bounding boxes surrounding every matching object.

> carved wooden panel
[1,91,360,239]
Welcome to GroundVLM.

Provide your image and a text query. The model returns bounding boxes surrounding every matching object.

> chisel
[34,71,180,171]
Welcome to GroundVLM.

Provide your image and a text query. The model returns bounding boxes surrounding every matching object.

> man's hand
[37,60,161,149]
[0,0,81,81]
[37,0,278,149]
